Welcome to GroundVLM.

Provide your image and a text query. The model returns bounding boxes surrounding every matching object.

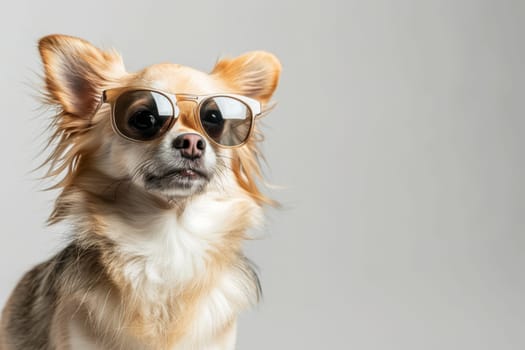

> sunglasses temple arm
[86,92,108,123]
[254,101,277,120]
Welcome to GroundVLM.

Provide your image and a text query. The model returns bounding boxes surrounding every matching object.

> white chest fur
[105,191,260,286]
[88,190,262,348]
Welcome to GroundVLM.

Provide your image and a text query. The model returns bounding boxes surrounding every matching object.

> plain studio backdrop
[0,0,523,349]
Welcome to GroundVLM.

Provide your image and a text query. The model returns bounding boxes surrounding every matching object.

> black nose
[172,133,206,159]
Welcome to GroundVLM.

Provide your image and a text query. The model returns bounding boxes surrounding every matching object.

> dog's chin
[143,168,211,199]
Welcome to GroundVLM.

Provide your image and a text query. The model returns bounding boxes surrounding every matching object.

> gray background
[0,0,524,349]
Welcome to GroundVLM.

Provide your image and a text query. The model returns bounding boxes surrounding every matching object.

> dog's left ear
[211,51,281,103]
[39,34,126,117]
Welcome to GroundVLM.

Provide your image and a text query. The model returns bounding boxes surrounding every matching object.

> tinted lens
[113,90,174,141]
[199,96,253,146]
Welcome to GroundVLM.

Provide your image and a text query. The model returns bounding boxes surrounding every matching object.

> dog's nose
[172,133,206,159]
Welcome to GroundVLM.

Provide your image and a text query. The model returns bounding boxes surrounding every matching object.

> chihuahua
[0,34,280,350]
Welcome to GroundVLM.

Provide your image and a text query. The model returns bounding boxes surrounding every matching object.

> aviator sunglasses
[101,88,263,147]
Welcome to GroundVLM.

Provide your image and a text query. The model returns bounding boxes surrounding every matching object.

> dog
[0,34,280,350]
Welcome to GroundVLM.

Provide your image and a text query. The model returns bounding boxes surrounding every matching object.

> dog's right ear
[39,35,126,117]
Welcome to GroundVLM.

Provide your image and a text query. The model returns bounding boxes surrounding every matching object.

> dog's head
[38,35,280,218]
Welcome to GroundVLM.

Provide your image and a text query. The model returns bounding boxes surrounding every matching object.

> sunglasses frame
[101,87,263,148]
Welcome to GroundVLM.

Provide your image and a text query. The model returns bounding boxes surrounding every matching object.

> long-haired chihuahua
[0,34,280,350]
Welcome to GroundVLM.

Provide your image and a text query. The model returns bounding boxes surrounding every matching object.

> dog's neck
[54,167,262,277]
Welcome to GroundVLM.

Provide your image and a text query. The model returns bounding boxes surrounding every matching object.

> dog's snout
[172,133,206,159]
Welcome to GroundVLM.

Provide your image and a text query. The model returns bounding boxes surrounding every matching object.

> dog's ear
[39,35,126,117]
[211,51,281,103]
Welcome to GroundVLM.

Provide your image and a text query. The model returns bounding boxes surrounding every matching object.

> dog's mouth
[145,167,209,184]
[140,163,214,197]
[143,166,211,196]
[144,167,211,197]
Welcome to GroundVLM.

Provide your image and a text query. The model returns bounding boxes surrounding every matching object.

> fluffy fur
[0,35,280,349]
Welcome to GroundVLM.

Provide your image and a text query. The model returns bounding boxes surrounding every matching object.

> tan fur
[1,35,280,349]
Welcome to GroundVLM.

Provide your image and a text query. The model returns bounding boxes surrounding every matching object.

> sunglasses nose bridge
[171,99,202,133]
[173,95,200,116]
[174,94,199,105]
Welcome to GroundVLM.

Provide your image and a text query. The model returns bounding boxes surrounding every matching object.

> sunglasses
[101,87,262,147]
